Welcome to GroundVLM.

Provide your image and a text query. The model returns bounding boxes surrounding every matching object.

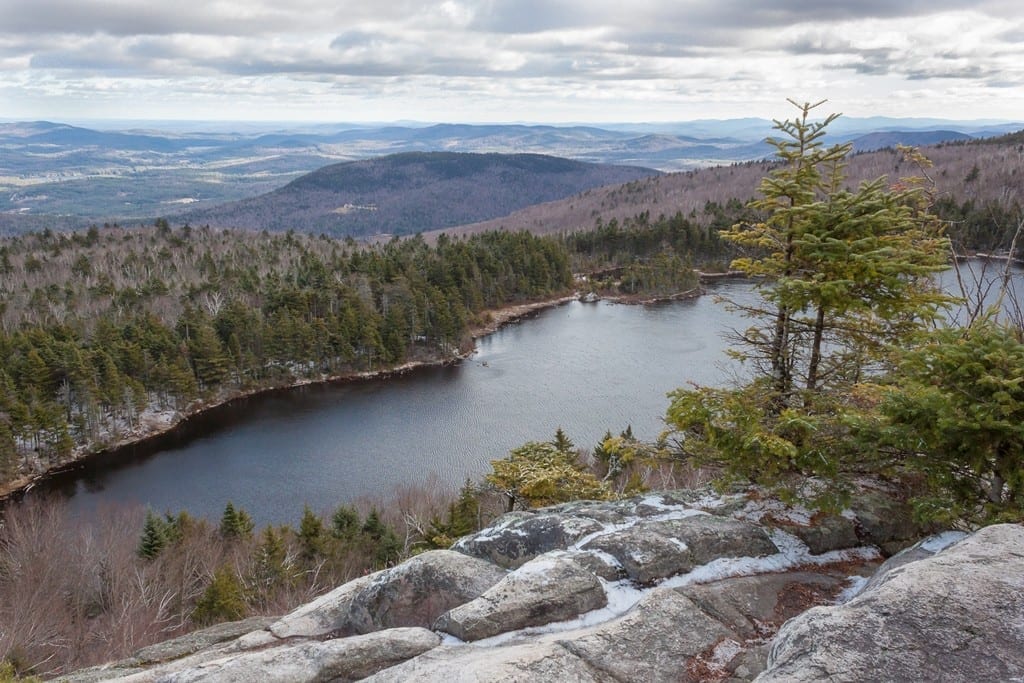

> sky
[1,0,1022,124]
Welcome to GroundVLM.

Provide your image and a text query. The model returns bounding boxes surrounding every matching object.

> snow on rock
[758,523,1024,683]
[434,554,607,641]
[66,488,940,683]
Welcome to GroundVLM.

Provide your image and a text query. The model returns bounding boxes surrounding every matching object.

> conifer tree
[298,506,326,562]
[192,566,247,625]
[717,99,949,403]
[665,100,951,506]
[361,509,401,567]
[220,501,254,539]
[330,505,361,541]
[138,510,169,559]
[552,427,575,453]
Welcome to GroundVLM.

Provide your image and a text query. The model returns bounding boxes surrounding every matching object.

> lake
[32,261,1022,526]
[37,281,758,526]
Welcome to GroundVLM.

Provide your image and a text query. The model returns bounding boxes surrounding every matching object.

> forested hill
[433,130,1024,249]
[0,225,573,489]
[182,152,659,237]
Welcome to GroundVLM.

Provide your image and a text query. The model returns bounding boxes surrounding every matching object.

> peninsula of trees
[0,227,574,489]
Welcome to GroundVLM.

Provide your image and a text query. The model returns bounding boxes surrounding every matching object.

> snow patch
[835,575,869,604]
[667,537,689,551]
[919,530,968,554]
[708,638,744,669]
[661,529,880,590]
[688,491,745,513]
[737,498,814,525]
[467,578,646,647]
[512,556,563,578]
[569,507,708,551]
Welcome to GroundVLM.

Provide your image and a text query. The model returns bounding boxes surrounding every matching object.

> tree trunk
[806,304,826,392]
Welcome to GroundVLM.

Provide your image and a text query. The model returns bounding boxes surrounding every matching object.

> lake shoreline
[0,292,582,502]
[1,281,714,503]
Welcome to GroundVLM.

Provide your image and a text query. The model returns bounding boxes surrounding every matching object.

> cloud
[1,0,1022,121]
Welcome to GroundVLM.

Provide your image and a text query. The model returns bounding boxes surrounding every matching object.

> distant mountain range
[0,116,1020,236]
[180,152,659,237]
[427,130,1024,242]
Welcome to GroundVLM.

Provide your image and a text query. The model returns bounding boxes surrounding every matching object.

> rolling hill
[427,131,1024,241]
[181,152,660,237]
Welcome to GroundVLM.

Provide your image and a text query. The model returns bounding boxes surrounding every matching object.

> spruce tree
[298,506,326,562]
[666,100,951,507]
[331,505,361,541]
[552,427,575,453]
[138,510,169,559]
[192,566,247,625]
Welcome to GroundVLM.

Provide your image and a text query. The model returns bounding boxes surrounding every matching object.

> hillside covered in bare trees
[435,131,1024,255]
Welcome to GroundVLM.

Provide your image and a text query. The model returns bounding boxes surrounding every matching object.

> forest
[1,112,1023,677]
[0,226,573,489]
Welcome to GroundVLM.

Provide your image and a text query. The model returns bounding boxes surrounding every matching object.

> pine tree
[666,101,951,507]
[250,526,292,607]
[552,427,575,453]
[220,501,254,540]
[331,505,361,541]
[298,506,326,562]
[192,565,247,625]
[718,99,949,402]
[138,510,169,559]
[360,509,401,567]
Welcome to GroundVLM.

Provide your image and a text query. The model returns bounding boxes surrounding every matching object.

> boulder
[453,512,604,568]
[559,548,626,581]
[846,491,926,556]
[855,530,968,598]
[757,523,1024,682]
[362,641,613,682]
[679,572,847,640]
[434,555,607,641]
[581,515,777,584]
[775,514,859,555]
[560,588,734,682]
[132,616,276,665]
[344,549,508,634]
[268,571,380,639]
[152,627,440,683]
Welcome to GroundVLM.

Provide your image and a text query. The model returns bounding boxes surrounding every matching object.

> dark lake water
[31,261,1022,527]
[37,281,758,526]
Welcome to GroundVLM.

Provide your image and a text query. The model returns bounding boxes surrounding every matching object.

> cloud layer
[1,0,1021,121]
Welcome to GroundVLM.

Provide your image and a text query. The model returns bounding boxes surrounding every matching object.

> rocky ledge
[60,487,1024,682]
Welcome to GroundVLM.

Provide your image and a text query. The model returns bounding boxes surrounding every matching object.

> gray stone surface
[779,514,860,555]
[855,530,967,598]
[581,514,777,584]
[362,641,615,682]
[154,627,440,683]
[756,523,1024,683]
[560,588,733,682]
[680,572,846,641]
[846,491,926,556]
[64,488,964,683]
[132,616,276,664]
[345,549,508,634]
[453,512,604,568]
[434,555,607,641]
[268,571,380,639]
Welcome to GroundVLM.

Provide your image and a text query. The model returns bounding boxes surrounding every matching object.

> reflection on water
[37,282,758,526]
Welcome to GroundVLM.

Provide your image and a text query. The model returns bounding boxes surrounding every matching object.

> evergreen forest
[0,227,573,487]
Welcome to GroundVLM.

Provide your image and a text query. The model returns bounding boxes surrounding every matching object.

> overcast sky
[1,0,1022,123]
